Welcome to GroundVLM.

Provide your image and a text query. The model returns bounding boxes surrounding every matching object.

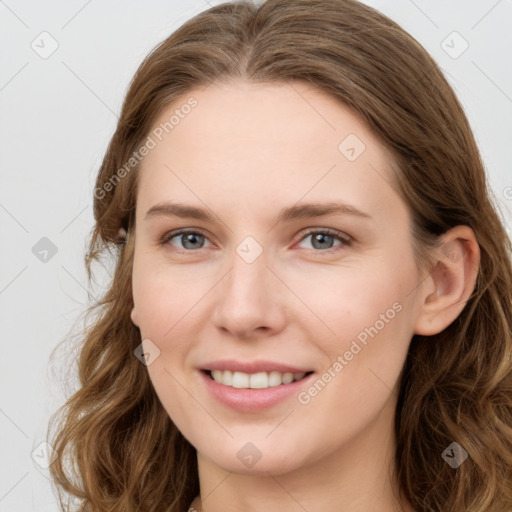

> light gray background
[1,1,511,510]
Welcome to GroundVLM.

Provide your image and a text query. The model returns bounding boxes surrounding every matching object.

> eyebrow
[144,201,372,223]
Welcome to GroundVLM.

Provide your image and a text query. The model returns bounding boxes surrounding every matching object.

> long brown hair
[47,1,512,510]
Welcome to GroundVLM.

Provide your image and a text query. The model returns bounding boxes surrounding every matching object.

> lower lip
[198,370,315,412]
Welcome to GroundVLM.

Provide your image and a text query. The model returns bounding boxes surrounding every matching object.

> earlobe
[130,306,139,327]
[413,225,480,336]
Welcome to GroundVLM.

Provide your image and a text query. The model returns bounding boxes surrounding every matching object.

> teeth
[209,369,307,388]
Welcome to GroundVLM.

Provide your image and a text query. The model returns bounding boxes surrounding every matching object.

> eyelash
[159,228,352,254]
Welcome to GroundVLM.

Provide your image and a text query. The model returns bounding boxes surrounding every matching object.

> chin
[197,437,310,476]
[217,453,303,476]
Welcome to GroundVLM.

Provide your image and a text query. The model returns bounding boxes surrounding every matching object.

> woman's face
[130,80,428,475]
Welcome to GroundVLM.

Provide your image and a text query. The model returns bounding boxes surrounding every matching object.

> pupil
[313,233,332,249]
[183,233,203,249]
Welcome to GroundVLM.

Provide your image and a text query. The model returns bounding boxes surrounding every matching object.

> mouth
[201,369,315,389]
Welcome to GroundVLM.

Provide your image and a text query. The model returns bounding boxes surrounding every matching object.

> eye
[160,228,352,253]
[296,229,352,253]
[161,230,213,251]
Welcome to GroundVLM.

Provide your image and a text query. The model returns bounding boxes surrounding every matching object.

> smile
[199,369,316,412]
[206,369,314,389]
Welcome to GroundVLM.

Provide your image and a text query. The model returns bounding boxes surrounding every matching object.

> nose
[212,249,287,340]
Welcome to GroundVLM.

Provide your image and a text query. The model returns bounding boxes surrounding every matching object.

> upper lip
[200,359,313,374]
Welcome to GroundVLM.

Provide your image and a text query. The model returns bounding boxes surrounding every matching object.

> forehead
[136,80,404,224]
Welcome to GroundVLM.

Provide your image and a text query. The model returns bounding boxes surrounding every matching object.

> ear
[131,306,140,327]
[413,225,480,336]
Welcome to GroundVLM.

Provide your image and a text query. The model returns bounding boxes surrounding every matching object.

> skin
[130,80,480,512]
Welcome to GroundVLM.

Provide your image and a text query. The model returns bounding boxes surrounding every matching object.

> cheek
[292,272,413,438]
[131,263,205,427]
[294,257,415,378]
[132,258,212,341]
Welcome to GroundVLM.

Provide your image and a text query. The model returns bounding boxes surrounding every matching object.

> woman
[47,1,512,511]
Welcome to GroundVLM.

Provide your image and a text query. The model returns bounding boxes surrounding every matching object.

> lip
[198,369,316,412]
[200,359,312,374]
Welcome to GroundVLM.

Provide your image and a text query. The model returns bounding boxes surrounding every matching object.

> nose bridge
[224,243,270,310]
[212,240,283,336]
[224,231,270,296]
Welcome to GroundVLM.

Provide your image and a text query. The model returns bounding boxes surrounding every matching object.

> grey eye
[168,231,210,250]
